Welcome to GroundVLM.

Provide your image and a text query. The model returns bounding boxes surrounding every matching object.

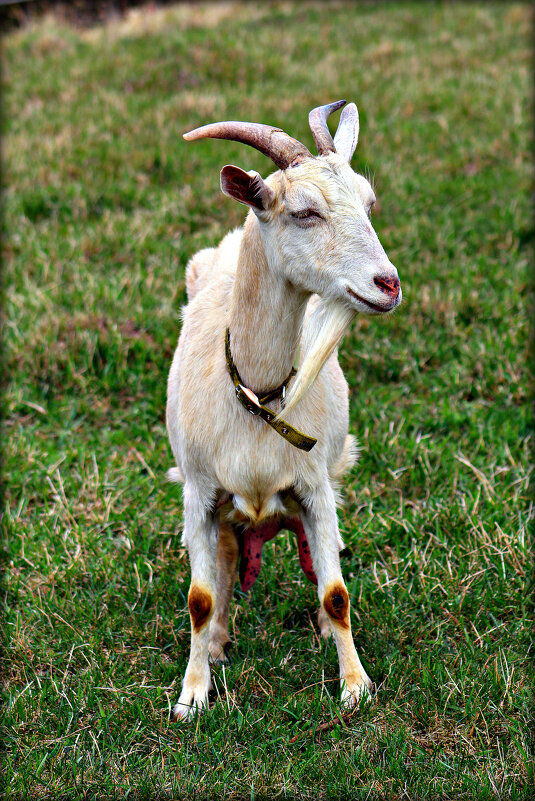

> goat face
[188,102,402,412]
[256,154,401,315]
[209,99,401,317]
[205,102,402,414]
[186,103,401,317]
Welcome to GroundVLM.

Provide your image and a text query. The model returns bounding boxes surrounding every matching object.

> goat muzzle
[373,273,401,300]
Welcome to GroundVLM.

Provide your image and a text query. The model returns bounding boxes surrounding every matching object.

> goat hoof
[170,695,207,722]
[171,678,211,721]
[340,674,373,709]
[170,702,191,722]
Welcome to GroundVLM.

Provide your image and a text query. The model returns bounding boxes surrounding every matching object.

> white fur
[167,121,401,719]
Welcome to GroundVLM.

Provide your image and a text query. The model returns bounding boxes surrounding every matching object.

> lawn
[1,2,533,799]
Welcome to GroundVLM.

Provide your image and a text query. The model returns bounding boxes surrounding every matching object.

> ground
[1,2,533,799]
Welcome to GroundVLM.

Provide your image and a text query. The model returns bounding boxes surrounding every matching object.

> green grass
[1,2,533,799]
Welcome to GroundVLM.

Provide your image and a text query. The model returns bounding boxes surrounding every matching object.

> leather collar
[225,329,317,452]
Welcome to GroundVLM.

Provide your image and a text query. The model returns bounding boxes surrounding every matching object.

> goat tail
[330,435,359,482]
[166,466,185,484]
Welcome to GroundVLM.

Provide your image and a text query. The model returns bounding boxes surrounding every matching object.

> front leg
[171,482,218,721]
[302,480,372,707]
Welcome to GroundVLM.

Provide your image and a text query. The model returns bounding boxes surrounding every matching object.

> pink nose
[374,273,400,299]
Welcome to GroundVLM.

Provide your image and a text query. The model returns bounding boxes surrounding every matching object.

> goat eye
[290,209,321,225]
[367,201,376,219]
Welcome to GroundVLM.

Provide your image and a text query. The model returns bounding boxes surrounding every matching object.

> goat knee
[322,582,350,629]
[188,584,214,632]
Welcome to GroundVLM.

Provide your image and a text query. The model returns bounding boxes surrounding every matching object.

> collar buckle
[236,384,261,415]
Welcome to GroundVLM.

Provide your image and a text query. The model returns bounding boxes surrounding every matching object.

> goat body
[166,101,401,719]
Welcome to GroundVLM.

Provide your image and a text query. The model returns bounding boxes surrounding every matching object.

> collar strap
[225,329,317,452]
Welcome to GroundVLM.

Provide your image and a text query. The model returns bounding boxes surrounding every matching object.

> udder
[236,516,317,591]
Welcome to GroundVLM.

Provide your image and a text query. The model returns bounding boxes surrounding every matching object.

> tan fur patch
[188,585,213,632]
[217,524,239,564]
[323,582,349,628]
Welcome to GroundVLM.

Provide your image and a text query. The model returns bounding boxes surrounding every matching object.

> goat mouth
[346,287,395,313]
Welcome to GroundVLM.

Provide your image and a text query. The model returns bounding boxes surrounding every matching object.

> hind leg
[209,521,239,663]
[318,605,332,639]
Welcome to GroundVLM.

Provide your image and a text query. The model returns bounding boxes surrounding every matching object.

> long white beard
[278,296,356,418]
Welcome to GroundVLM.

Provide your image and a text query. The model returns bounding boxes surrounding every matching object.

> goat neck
[228,212,309,394]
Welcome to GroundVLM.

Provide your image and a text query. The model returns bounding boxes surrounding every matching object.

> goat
[166,100,401,720]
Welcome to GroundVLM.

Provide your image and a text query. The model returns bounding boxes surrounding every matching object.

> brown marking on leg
[323,582,350,629]
[188,585,213,632]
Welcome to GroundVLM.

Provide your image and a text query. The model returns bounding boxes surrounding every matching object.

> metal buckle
[237,384,261,415]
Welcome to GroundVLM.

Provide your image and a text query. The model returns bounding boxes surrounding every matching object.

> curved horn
[308,99,347,156]
[183,121,312,170]
[333,102,359,162]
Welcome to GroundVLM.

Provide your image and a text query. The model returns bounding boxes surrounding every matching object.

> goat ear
[220,165,274,211]
[333,102,359,163]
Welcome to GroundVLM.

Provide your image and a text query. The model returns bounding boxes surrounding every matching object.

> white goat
[166,100,401,720]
